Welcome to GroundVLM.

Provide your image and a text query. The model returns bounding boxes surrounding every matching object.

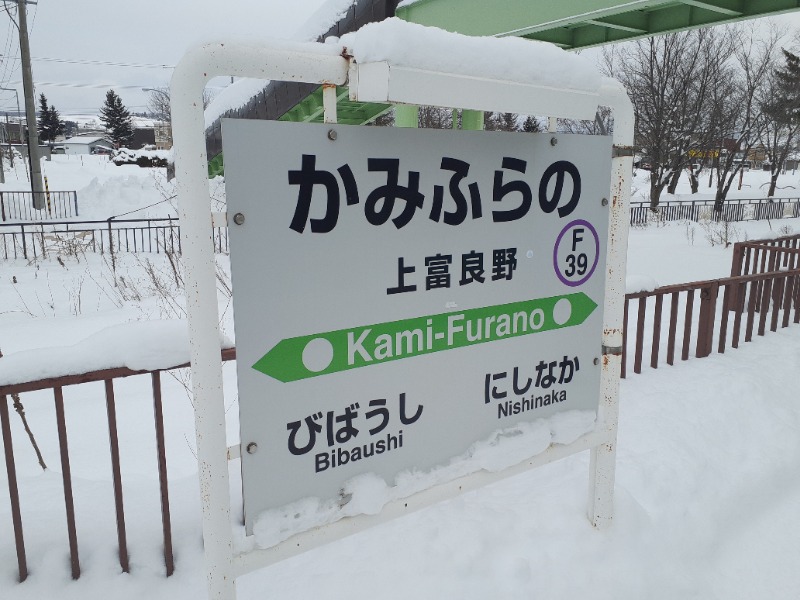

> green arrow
[253,292,597,383]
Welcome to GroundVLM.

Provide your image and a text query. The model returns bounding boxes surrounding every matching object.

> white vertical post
[171,41,348,600]
[588,80,633,529]
[171,51,236,600]
[323,84,338,124]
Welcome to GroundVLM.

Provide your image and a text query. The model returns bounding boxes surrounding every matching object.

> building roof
[64,136,111,145]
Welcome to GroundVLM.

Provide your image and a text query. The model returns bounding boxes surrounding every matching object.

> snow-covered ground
[1,154,799,599]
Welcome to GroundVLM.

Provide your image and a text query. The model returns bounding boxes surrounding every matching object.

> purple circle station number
[553,219,600,287]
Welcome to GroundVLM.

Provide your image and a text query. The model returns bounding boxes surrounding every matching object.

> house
[63,136,115,155]
[0,121,25,144]
[154,122,172,150]
[131,127,156,149]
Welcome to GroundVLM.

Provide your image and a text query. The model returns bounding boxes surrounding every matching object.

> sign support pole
[588,80,632,528]
[171,41,348,600]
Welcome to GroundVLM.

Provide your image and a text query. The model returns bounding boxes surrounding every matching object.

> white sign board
[222,120,612,531]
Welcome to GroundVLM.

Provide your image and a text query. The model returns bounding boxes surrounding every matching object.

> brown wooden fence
[730,234,800,277]
[0,348,235,583]
[622,268,800,378]
[3,264,800,584]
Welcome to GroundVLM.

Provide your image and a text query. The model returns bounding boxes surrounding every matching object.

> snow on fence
[0,347,236,583]
[0,191,79,221]
[630,197,800,226]
[0,217,230,259]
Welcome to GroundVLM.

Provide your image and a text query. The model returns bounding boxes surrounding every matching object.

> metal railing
[0,348,236,582]
[0,191,79,221]
[622,268,800,377]
[630,197,800,226]
[0,217,230,259]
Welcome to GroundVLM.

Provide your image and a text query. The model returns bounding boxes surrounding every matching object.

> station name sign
[222,120,612,532]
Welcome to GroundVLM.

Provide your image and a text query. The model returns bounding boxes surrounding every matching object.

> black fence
[630,197,800,226]
[0,190,79,221]
[0,217,229,260]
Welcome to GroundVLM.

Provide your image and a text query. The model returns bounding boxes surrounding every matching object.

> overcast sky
[1,1,800,119]
[0,0,330,117]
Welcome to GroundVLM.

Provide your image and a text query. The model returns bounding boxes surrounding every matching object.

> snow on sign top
[341,18,603,94]
[205,14,604,127]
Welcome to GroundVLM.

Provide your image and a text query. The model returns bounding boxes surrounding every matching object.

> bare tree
[606,28,735,209]
[146,86,215,123]
[759,48,800,197]
[418,105,454,129]
[559,107,613,136]
[146,88,171,122]
[711,27,780,211]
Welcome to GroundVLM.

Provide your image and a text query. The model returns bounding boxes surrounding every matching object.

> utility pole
[15,0,44,209]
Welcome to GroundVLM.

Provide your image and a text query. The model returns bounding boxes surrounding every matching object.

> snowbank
[111,148,171,168]
[0,320,232,387]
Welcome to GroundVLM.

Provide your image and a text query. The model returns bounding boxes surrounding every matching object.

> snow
[625,274,659,294]
[341,18,602,92]
[2,137,800,599]
[62,136,110,145]
[204,0,356,127]
[1,155,177,221]
[252,410,596,549]
[204,79,275,128]
[294,0,357,43]
[205,10,602,129]
[0,320,232,386]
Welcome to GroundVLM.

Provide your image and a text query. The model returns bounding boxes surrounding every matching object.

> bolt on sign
[222,120,612,532]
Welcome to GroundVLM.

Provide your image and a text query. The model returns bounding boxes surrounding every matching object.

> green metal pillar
[461,109,484,131]
[395,105,419,128]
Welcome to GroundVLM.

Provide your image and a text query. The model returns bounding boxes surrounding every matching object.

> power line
[2,55,173,69]
[0,9,20,86]
[5,81,165,90]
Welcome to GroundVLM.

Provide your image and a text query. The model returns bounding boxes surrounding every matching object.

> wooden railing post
[729,242,745,310]
[1,394,28,582]
[696,281,719,358]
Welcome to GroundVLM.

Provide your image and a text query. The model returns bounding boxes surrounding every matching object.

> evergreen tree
[99,89,134,147]
[37,93,65,143]
[48,103,65,141]
[774,49,800,120]
[484,112,520,131]
[522,115,541,133]
[496,112,519,132]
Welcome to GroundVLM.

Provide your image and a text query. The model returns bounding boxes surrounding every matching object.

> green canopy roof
[397,0,800,49]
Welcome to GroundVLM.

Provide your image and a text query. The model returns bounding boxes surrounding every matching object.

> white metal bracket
[172,38,633,600]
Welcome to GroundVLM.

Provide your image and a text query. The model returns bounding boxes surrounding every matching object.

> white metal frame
[172,39,632,600]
